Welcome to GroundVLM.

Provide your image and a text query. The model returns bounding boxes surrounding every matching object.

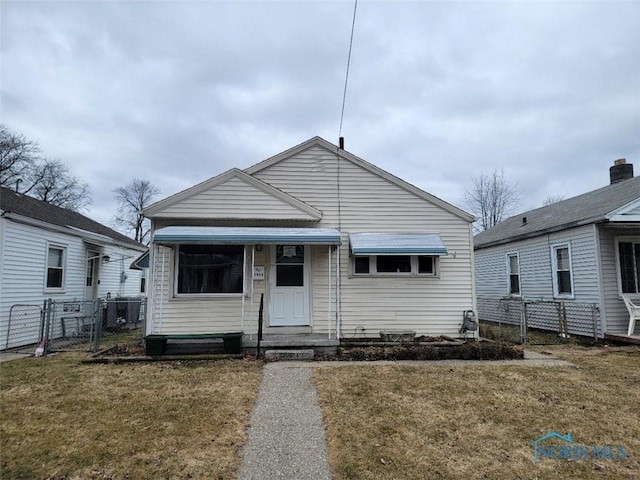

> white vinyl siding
[254,146,474,338]
[149,176,316,220]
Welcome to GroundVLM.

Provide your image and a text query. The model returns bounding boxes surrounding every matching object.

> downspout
[250,245,255,339]
[159,245,166,333]
[328,244,332,339]
[241,246,247,333]
[336,241,341,339]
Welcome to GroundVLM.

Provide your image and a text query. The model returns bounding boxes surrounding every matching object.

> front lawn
[1,353,262,480]
[315,347,640,479]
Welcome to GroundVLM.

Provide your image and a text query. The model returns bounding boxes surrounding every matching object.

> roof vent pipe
[339,137,344,150]
[610,158,633,184]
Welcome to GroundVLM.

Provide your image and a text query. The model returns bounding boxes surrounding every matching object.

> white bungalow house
[143,136,476,351]
[474,159,640,341]
[0,187,147,349]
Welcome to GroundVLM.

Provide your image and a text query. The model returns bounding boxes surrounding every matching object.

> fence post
[43,299,53,355]
[93,299,103,352]
[521,301,528,344]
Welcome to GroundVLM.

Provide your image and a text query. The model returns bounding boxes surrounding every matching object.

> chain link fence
[477,296,601,344]
[2,297,146,354]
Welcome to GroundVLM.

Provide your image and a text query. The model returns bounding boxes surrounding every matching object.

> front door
[85,251,99,301]
[269,245,310,326]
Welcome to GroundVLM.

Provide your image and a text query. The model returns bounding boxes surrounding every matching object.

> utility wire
[338,0,358,139]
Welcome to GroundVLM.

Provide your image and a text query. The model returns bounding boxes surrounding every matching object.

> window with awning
[350,233,446,276]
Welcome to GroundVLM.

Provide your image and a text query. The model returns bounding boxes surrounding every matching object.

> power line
[338,0,358,139]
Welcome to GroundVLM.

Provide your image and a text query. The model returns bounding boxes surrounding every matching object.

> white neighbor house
[143,137,476,345]
[0,187,147,348]
[474,160,640,341]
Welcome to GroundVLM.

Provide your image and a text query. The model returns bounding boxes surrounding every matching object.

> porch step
[264,349,315,361]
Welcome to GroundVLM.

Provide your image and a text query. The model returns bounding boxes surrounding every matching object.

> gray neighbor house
[474,160,640,341]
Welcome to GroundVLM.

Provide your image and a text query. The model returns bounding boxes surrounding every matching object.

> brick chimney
[610,159,634,184]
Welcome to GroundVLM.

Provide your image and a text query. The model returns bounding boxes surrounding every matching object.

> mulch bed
[336,342,524,361]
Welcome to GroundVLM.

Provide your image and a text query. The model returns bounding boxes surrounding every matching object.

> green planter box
[145,336,167,356]
[222,333,243,354]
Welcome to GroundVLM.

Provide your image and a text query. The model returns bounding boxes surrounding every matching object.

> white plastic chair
[621,295,640,336]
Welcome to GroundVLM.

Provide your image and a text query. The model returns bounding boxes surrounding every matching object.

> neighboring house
[0,187,147,348]
[474,159,640,340]
[143,136,476,344]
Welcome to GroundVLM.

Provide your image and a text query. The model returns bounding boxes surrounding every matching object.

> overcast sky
[2,0,639,232]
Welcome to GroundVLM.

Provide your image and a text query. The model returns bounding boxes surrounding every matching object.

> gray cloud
[2,0,638,229]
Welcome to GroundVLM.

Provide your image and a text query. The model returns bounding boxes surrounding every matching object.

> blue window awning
[349,233,447,256]
[153,226,341,245]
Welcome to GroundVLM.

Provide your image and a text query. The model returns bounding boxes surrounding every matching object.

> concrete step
[264,349,315,361]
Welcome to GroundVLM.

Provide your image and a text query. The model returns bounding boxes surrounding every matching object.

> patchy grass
[315,347,640,479]
[1,352,262,480]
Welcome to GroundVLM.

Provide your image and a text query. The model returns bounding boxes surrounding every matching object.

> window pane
[48,248,63,268]
[509,255,518,274]
[277,265,304,286]
[47,269,63,288]
[354,257,370,274]
[557,271,572,294]
[178,245,243,294]
[276,245,304,264]
[619,242,637,293]
[418,256,434,274]
[556,247,570,270]
[376,256,411,273]
[510,275,520,294]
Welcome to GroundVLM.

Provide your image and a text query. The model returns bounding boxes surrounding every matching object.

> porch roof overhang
[130,250,149,270]
[153,226,341,245]
[349,233,448,256]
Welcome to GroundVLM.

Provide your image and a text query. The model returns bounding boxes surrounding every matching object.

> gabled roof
[474,176,640,249]
[245,136,474,223]
[143,168,322,221]
[0,187,144,249]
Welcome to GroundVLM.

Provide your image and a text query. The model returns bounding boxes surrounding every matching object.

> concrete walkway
[238,362,331,480]
[0,352,31,363]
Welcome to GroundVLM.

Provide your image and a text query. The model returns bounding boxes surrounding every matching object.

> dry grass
[1,352,262,480]
[315,347,640,479]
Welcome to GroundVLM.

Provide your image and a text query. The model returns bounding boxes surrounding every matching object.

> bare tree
[114,179,160,244]
[0,125,39,189]
[465,169,520,232]
[542,195,565,206]
[21,159,92,211]
[0,125,92,211]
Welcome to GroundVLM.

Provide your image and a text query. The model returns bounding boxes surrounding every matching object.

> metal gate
[2,297,147,354]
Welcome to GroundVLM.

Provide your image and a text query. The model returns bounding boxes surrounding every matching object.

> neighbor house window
[507,253,520,295]
[353,255,437,276]
[46,246,66,290]
[618,241,640,294]
[551,243,573,297]
[176,245,244,294]
[140,269,147,294]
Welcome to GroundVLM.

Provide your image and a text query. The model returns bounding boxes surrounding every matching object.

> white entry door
[85,251,100,301]
[269,245,310,326]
